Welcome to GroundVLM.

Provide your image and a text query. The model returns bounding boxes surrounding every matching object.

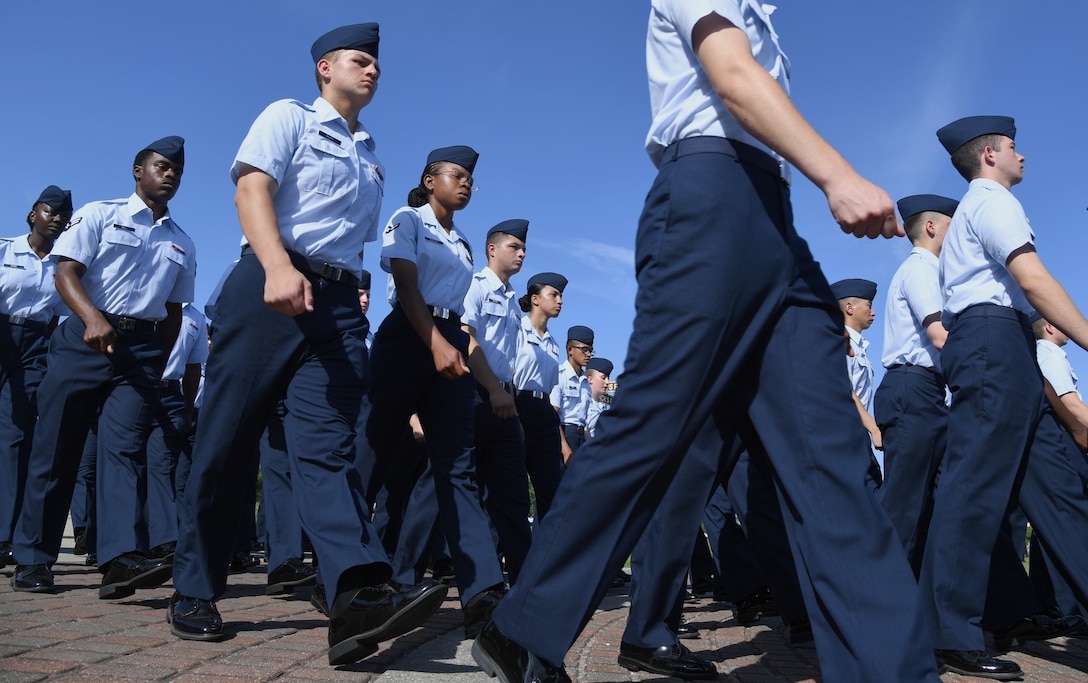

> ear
[925,218,937,238]
[422,173,437,191]
[133,164,144,181]
[983,145,998,167]
[316,57,333,84]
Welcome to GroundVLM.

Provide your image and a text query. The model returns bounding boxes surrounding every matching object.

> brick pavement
[3,542,1088,682]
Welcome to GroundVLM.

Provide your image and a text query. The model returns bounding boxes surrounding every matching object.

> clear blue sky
[2,1,1086,378]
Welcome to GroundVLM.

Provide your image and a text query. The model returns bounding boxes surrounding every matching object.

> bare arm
[1006,247,1088,351]
[389,258,468,379]
[692,14,901,239]
[235,164,313,316]
[923,313,948,351]
[852,391,882,450]
[1059,391,1088,435]
[1045,379,1088,452]
[55,258,115,353]
[462,324,517,418]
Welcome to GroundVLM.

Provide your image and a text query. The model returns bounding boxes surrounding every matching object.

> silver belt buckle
[117,317,136,331]
[430,306,452,320]
[9,314,26,325]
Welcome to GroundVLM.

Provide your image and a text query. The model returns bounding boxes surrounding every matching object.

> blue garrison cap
[897,194,959,221]
[35,185,72,213]
[937,116,1016,155]
[567,325,594,345]
[527,272,567,293]
[586,357,613,377]
[488,219,529,241]
[358,269,371,290]
[830,278,877,301]
[141,135,185,166]
[311,23,379,63]
[427,145,478,173]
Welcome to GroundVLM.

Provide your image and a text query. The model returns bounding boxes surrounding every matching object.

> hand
[826,173,903,240]
[561,441,573,464]
[83,315,117,353]
[431,338,469,379]
[489,387,518,419]
[264,263,313,316]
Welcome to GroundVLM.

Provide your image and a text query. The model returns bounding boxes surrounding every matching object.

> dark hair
[407,161,444,207]
[518,282,547,313]
[951,134,1002,181]
[903,213,928,243]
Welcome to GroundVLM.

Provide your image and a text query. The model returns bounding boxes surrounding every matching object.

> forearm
[1010,252,1088,350]
[1047,380,1088,451]
[56,260,107,327]
[389,259,441,348]
[235,167,291,271]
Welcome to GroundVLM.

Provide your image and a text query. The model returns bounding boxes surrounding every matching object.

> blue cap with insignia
[141,135,185,166]
[830,278,877,301]
[937,116,1016,155]
[527,272,567,293]
[488,219,529,241]
[586,357,613,377]
[897,194,959,221]
[567,325,594,345]
[358,269,371,290]
[311,23,380,63]
[427,145,478,173]
[35,185,73,213]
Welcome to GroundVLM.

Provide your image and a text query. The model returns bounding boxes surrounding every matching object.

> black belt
[563,423,585,435]
[659,136,789,185]
[887,363,945,385]
[518,389,548,400]
[158,379,181,391]
[241,246,359,288]
[953,303,1027,326]
[1,313,48,333]
[427,305,461,323]
[100,312,157,333]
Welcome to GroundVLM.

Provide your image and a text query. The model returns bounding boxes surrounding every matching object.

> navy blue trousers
[517,392,562,522]
[367,305,504,606]
[71,422,99,557]
[703,482,764,603]
[146,382,188,549]
[919,305,1042,650]
[874,364,947,574]
[174,252,385,601]
[492,139,937,681]
[0,319,49,543]
[259,402,305,570]
[14,316,162,567]
[473,386,532,584]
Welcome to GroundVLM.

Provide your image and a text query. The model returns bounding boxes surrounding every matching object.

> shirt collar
[521,315,553,341]
[910,245,939,266]
[12,234,34,255]
[479,266,515,297]
[1038,338,1068,359]
[313,97,376,151]
[846,326,867,349]
[417,203,461,243]
[126,193,172,226]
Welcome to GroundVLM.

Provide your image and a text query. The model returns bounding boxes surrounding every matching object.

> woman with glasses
[550,325,595,463]
[366,145,507,638]
[512,272,567,522]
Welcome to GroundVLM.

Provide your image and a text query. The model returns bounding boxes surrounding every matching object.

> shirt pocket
[298,130,352,196]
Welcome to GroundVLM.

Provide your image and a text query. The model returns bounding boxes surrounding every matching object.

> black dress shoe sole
[471,637,521,683]
[327,582,448,665]
[99,564,173,600]
[267,571,317,595]
[10,578,55,594]
[166,607,227,642]
[618,652,719,680]
[938,661,1022,681]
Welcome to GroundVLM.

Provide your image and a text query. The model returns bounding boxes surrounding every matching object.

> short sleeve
[461,277,486,331]
[230,100,306,186]
[902,261,943,326]
[51,204,105,268]
[1038,347,1077,396]
[975,192,1034,268]
[380,207,421,272]
[660,0,746,48]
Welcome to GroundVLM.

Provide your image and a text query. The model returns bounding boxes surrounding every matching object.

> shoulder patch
[66,217,82,228]
[385,222,400,234]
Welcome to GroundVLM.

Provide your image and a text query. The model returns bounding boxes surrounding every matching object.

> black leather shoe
[148,542,176,561]
[676,619,700,640]
[0,542,13,568]
[618,641,718,680]
[167,591,225,641]
[311,583,329,616]
[327,579,448,665]
[86,552,97,567]
[992,612,1084,650]
[267,557,318,595]
[229,552,260,572]
[464,584,506,639]
[11,564,54,593]
[472,619,571,683]
[732,586,779,625]
[73,527,87,556]
[430,558,456,585]
[99,552,172,599]
[936,649,1021,680]
[785,618,815,649]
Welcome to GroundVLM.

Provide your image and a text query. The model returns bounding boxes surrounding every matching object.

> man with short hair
[831,278,882,454]
[550,325,593,462]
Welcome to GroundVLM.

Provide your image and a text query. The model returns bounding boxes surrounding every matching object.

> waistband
[242,246,359,288]
[477,380,513,395]
[953,304,1028,326]
[100,311,157,333]
[517,389,549,400]
[659,136,789,185]
[886,363,945,385]
[563,423,585,435]
[1,313,49,333]
[426,305,461,323]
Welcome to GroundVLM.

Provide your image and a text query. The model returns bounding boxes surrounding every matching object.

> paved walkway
[3,534,1088,682]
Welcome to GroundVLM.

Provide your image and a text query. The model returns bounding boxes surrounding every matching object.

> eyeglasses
[433,171,479,191]
[571,345,593,355]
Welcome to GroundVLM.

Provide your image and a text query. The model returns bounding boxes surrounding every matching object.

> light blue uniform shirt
[0,235,66,323]
[513,316,560,393]
[646,0,790,179]
[52,194,196,320]
[586,397,611,438]
[162,303,209,381]
[846,327,874,412]
[381,203,474,314]
[940,178,1033,327]
[462,267,520,383]
[1036,339,1079,398]
[551,361,592,426]
[231,97,384,277]
[882,247,943,371]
